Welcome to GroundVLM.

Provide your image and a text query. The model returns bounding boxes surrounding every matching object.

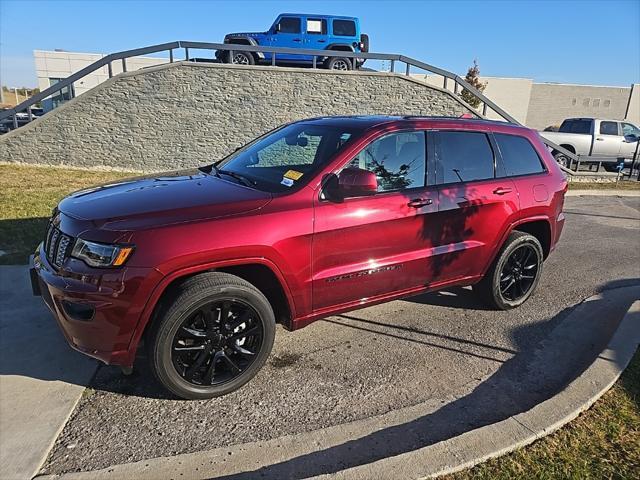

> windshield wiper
[218,169,256,188]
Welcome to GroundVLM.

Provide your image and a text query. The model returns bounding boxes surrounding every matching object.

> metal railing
[1,40,580,168]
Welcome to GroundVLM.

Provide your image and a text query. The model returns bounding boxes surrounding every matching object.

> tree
[460,60,487,109]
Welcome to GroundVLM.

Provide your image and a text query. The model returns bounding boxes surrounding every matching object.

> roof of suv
[299,115,530,133]
[278,13,358,21]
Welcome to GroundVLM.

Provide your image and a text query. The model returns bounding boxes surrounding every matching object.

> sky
[1,0,639,88]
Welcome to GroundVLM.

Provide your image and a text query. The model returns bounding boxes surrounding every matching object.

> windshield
[214,123,358,193]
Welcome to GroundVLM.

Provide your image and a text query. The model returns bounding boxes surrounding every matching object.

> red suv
[30,116,567,399]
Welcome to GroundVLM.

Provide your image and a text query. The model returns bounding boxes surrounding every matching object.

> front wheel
[148,272,275,400]
[553,151,571,168]
[224,50,255,66]
[473,231,543,310]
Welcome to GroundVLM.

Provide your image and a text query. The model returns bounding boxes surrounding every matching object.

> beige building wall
[34,50,167,98]
[525,83,632,130]
[625,84,640,124]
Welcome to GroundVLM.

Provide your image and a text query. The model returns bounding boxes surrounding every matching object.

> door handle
[596,137,604,141]
[293,38,302,42]
[318,39,326,43]
[408,198,433,208]
[493,187,513,195]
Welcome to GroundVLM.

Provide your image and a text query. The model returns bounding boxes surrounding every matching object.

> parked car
[540,118,640,170]
[216,13,369,70]
[31,115,567,399]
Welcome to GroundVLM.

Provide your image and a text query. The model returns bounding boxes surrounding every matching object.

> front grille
[44,222,74,268]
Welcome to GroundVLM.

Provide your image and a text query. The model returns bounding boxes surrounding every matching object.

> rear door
[312,130,439,311]
[592,120,622,157]
[432,130,519,281]
[304,17,328,54]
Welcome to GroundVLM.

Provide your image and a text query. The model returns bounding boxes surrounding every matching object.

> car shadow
[210,278,639,480]
[401,286,493,310]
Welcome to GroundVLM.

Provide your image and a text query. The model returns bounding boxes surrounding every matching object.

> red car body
[31,116,567,368]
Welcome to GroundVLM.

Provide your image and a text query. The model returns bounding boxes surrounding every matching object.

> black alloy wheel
[498,244,539,302]
[171,300,263,386]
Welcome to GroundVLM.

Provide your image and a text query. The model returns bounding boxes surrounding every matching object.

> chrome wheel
[171,300,263,386]
[232,53,251,65]
[331,59,350,70]
[499,244,539,302]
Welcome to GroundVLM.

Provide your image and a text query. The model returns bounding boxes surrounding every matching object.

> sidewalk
[0,266,97,480]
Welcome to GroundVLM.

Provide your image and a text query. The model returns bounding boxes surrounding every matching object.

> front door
[432,130,519,281]
[268,16,304,62]
[312,130,439,311]
[592,121,622,158]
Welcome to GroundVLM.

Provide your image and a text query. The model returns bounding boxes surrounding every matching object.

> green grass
[568,180,640,190]
[0,164,135,264]
[447,350,640,479]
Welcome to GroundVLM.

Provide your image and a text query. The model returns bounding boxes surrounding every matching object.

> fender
[225,36,265,59]
[326,43,355,52]
[479,215,552,278]
[125,256,296,360]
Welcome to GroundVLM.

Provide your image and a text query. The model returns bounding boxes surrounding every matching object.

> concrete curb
[566,189,640,197]
[36,289,640,480]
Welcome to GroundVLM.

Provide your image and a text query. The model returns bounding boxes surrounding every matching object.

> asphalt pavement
[19,195,640,475]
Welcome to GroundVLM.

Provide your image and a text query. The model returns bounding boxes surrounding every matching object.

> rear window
[436,131,495,184]
[333,19,356,36]
[306,18,327,34]
[599,121,619,135]
[559,119,591,134]
[279,17,301,34]
[495,133,545,177]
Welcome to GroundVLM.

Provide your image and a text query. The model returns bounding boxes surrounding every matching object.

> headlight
[71,239,134,267]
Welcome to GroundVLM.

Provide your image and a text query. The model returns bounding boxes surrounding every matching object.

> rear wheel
[325,56,352,71]
[148,272,275,400]
[473,231,543,310]
[553,151,571,168]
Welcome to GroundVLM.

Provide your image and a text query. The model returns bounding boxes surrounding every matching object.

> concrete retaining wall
[0,62,474,172]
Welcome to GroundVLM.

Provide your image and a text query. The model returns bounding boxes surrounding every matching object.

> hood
[58,169,272,231]
[225,31,265,39]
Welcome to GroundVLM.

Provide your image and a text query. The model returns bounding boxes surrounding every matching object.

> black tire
[553,151,571,168]
[473,231,543,310]
[325,56,352,71]
[225,50,255,66]
[147,272,275,400]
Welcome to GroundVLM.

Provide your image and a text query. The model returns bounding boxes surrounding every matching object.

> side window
[306,18,326,34]
[494,133,545,177]
[599,121,619,135]
[436,131,494,184]
[333,19,356,37]
[622,122,640,136]
[347,131,426,192]
[560,120,591,134]
[278,17,301,34]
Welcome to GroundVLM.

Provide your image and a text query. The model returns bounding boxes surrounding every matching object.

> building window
[604,99,611,108]
[592,98,600,107]
[571,98,577,105]
[582,98,590,107]
[49,78,73,109]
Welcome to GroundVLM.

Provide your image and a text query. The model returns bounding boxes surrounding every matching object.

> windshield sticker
[284,170,304,181]
[281,177,294,187]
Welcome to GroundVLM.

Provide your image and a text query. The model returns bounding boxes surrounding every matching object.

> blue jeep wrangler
[216,13,369,70]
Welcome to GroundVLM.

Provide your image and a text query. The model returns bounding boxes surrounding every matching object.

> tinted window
[306,18,326,34]
[278,17,301,34]
[495,134,545,177]
[599,121,618,135]
[436,132,494,184]
[218,124,356,193]
[559,119,591,134]
[333,19,356,36]
[347,131,426,192]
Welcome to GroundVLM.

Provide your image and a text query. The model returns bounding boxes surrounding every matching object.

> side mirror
[338,167,377,196]
[624,134,639,143]
[275,23,281,33]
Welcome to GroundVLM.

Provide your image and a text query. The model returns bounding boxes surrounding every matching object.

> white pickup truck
[540,118,640,171]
